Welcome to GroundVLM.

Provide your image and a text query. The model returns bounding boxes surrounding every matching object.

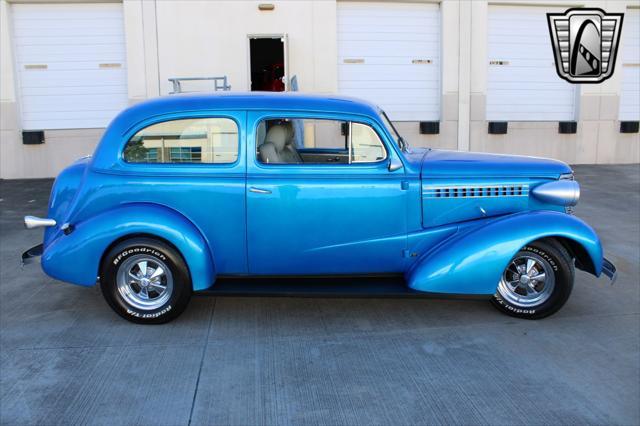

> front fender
[406,211,602,295]
[41,203,215,291]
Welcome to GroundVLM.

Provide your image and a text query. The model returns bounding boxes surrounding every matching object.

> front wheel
[491,240,574,319]
[100,238,192,324]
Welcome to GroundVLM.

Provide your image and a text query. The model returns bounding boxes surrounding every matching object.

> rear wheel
[100,238,192,324]
[492,240,574,319]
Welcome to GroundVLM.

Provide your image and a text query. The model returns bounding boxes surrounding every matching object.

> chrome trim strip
[24,216,56,229]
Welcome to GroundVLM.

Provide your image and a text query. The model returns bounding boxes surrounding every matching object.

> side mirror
[388,158,403,172]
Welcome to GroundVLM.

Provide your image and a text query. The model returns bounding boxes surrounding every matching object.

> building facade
[1,0,638,179]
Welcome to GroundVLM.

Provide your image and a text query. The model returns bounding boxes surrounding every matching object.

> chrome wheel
[497,253,555,308]
[116,255,173,311]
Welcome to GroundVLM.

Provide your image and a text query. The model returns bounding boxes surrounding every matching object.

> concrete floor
[1,165,638,426]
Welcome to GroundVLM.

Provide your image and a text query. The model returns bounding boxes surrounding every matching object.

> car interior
[256,119,386,165]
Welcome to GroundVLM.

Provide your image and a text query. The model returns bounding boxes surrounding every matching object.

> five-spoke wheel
[492,240,574,319]
[101,238,192,324]
[116,256,174,311]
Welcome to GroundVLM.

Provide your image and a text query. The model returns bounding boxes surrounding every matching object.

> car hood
[411,149,571,179]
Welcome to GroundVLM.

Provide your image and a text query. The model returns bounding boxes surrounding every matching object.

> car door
[246,111,408,275]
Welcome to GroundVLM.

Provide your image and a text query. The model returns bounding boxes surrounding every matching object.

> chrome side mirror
[388,158,403,172]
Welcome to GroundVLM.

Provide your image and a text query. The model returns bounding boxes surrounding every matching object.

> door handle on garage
[249,187,272,194]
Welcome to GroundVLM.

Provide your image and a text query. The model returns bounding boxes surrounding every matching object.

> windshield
[379,110,408,151]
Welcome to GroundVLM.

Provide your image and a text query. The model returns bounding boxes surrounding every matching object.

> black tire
[100,237,192,324]
[491,239,574,320]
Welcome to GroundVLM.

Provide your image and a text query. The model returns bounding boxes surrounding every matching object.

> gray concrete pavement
[1,165,638,426]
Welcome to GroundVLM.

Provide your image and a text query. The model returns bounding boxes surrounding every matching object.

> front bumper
[21,243,43,266]
[602,257,617,285]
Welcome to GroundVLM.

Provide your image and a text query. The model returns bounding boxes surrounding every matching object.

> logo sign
[547,8,623,83]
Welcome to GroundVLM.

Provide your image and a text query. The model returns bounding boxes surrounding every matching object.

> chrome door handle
[249,187,272,194]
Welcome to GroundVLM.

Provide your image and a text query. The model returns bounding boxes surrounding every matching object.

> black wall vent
[620,121,639,134]
[419,121,439,135]
[558,121,577,134]
[22,131,45,145]
[488,122,508,134]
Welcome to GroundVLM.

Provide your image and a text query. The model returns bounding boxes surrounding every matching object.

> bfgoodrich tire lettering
[491,240,574,320]
[100,238,192,324]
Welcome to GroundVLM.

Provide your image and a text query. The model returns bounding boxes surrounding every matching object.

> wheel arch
[40,203,216,291]
[99,232,190,281]
[546,235,596,275]
[406,211,603,295]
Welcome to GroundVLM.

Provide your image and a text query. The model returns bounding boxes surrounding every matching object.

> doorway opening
[249,37,285,92]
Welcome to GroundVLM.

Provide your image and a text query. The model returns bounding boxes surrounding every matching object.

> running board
[197,276,491,299]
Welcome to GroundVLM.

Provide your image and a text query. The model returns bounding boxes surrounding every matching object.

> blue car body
[32,93,610,296]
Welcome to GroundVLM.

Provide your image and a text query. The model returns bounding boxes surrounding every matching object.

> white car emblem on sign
[547,8,624,84]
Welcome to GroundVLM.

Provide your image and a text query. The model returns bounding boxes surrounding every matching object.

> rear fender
[41,203,215,291]
[406,211,602,295]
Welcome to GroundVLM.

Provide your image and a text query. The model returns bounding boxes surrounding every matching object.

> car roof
[121,92,382,121]
[91,92,384,170]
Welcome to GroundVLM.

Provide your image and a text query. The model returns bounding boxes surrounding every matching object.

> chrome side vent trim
[423,184,530,199]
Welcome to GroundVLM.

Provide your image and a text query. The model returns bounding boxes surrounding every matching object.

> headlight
[531,179,580,207]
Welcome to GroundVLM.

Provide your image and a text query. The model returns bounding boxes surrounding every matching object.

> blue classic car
[23,93,616,323]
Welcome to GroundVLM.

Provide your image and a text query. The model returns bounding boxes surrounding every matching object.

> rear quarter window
[124,117,238,164]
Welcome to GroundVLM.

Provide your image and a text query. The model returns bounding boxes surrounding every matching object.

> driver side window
[256,118,386,165]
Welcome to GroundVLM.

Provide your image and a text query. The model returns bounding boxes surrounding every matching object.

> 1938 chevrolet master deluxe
[23,93,616,324]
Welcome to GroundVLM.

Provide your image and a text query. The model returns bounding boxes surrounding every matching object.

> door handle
[249,187,272,194]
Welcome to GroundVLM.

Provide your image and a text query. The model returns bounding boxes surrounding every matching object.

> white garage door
[620,9,640,121]
[337,2,440,121]
[12,3,128,130]
[487,5,577,121]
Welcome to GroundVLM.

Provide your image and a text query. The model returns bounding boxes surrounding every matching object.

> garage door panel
[339,89,440,103]
[13,19,124,33]
[339,80,440,90]
[16,61,126,72]
[22,113,121,130]
[20,70,127,88]
[13,3,128,130]
[339,40,439,56]
[17,44,124,60]
[488,68,568,83]
[338,31,439,42]
[338,15,438,28]
[14,35,126,47]
[487,5,576,121]
[22,94,129,112]
[489,93,574,106]
[339,65,438,81]
[21,85,128,97]
[338,2,440,121]
[17,52,125,64]
[338,56,438,66]
[488,112,574,121]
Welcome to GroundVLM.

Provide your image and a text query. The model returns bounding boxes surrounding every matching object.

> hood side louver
[423,184,529,199]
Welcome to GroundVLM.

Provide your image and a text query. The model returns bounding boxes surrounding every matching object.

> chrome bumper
[24,215,56,229]
[602,257,617,285]
[21,243,43,266]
